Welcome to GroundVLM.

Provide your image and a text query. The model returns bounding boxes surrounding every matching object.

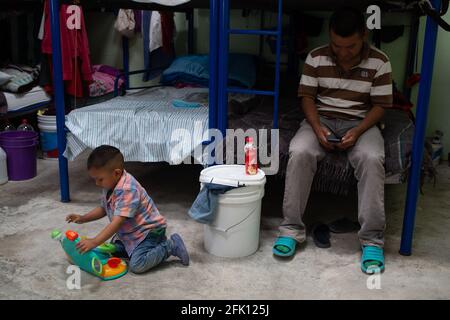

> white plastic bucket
[200,165,266,258]
[37,115,58,160]
[0,146,8,185]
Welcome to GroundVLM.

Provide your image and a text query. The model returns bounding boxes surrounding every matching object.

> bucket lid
[199,165,266,187]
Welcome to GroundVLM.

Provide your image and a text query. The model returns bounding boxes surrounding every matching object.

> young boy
[66,145,189,274]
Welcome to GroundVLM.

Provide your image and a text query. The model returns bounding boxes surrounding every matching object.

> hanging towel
[149,11,163,52]
[188,183,238,224]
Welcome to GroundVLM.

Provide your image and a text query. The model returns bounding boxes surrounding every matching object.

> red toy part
[66,230,79,241]
[107,257,121,268]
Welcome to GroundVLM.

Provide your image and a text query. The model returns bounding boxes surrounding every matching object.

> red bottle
[245,136,258,175]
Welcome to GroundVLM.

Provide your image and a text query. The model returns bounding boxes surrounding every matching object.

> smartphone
[327,136,341,143]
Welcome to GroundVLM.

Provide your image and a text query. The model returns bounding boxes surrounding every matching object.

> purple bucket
[0,131,39,181]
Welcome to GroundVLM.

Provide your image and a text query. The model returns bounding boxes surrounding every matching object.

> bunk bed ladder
[217,0,283,135]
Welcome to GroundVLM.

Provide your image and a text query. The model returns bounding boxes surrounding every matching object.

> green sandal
[273,237,297,257]
[361,245,385,274]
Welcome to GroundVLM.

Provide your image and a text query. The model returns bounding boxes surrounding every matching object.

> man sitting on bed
[272,7,392,274]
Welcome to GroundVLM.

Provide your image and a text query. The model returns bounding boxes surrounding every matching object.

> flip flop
[328,218,360,233]
[311,223,331,248]
[272,236,296,257]
[361,245,385,274]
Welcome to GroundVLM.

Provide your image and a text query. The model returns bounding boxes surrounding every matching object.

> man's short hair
[87,145,124,170]
[329,7,366,37]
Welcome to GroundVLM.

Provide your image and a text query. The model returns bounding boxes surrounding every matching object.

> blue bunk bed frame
[47,0,443,256]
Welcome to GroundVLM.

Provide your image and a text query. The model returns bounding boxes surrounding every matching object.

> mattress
[64,86,253,164]
[3,86,51,113]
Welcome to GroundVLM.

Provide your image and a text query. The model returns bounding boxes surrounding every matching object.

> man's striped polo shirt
[298,43,393,120]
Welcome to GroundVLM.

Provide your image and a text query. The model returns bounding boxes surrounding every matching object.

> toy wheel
[91,257,103,276]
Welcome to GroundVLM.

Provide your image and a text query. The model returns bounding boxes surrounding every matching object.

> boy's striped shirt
[298,44,393,119]
[101,170,167,256]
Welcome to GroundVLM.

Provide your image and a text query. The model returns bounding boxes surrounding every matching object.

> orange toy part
[101,259,127,279]
[66,230,79,241]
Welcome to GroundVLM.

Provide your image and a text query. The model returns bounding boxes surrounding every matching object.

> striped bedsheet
[64,87,210,164]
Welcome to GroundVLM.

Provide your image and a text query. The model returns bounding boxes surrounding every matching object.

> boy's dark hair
[87,145,124,170]
[329,7,366,37]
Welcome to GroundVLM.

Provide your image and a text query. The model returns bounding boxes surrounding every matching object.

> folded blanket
[0,65,39,93]
[161,53,256,88]
[89,70,124,97]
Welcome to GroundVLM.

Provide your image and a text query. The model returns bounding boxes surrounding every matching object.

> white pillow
[0,71,12,86]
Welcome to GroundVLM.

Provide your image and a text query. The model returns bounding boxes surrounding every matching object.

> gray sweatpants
[279,116,386,247]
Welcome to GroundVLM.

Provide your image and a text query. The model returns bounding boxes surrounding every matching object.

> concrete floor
[1,153,450,299]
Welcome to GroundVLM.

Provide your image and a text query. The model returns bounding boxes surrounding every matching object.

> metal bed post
[49,0,70,202]
[122,36,130,90]
[217,0,230,136]
[187,9,195,55]
[259,10,265,58]
[209,0,219,132]
[404,15,420,101]
[273,0,282,129]
[400,0,441,256]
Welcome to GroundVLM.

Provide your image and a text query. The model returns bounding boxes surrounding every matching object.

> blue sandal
[361,245,385,274]
[272,237,297,257]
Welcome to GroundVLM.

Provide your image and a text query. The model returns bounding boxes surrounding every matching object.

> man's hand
[314,126,335,151]
[338,127,362,150]
[66,214,84,224]
[76,238,99,254]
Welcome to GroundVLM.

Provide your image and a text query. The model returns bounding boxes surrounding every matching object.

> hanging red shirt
[41,0,92,97]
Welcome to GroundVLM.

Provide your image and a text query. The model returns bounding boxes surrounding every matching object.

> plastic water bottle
[244,136,258,175]
[17,119,34,131]
[0,146,7,185]
[3,123,15,131]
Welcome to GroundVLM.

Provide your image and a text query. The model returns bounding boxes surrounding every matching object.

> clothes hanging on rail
[134,10,142,33]
[149,11,163,52]
[141,10,175,82]
[40,0,93,97]
[160,12,175,54]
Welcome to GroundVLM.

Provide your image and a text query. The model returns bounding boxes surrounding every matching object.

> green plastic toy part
[51,229,62,240]
[91,256,103,276]
[95,243,116,254]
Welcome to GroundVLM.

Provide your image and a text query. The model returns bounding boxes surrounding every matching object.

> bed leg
[49,0,70,202]
[400,0,440,256]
